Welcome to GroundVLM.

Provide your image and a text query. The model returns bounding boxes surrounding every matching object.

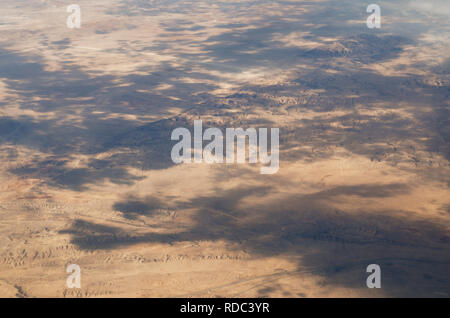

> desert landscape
[0,0,449,297]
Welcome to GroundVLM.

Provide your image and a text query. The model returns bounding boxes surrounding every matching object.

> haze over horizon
[0,0,449,297]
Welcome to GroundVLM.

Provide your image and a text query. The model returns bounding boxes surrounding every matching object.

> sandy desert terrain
[0,0,449,297]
